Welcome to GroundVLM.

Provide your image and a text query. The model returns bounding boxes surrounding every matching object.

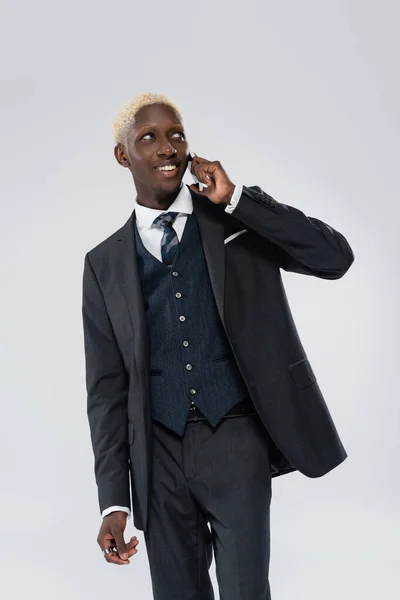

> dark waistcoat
[134,212,250,436]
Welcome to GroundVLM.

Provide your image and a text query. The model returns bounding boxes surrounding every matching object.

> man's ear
[114,144,130,168]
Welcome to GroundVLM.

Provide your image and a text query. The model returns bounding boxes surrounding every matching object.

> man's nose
[157,142,177,156]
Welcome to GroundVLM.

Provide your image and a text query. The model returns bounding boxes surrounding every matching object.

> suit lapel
[113,188,227,374]
[114,209,150,376]
[190,189,226,325]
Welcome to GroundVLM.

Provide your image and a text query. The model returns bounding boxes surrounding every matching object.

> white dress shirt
[101,182,243,519]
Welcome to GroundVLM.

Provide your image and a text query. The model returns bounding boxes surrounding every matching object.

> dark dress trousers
[82,184,354,598]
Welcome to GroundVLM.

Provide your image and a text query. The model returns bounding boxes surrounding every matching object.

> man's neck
[135,183,183,211]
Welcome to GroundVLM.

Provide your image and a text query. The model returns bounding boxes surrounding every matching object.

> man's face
[115,103,189,194]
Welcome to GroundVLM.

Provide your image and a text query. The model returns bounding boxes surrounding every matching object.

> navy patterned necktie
[152,211,180,266]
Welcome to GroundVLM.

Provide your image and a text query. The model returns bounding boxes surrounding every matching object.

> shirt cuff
[224,185,243,214]
[101,506,131,519]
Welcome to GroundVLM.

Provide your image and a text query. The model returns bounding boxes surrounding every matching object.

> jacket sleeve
[230,185,355,279]
[82,252,131,514]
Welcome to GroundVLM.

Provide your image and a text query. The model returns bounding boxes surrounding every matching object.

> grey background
[1,0,399,598]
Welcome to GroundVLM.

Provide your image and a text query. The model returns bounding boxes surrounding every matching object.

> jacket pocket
[224,229,247,245]
[288,358,317,389]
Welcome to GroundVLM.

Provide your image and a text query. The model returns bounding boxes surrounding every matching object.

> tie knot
[152,211,179,229]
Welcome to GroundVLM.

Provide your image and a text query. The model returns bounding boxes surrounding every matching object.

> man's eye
[141,131,185,140]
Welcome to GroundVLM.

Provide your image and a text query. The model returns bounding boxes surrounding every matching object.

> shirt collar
[133,183,193,230]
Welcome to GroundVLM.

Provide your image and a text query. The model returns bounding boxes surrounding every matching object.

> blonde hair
[112,92,184,145]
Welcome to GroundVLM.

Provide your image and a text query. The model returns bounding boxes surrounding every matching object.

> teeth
[158,165,177,171]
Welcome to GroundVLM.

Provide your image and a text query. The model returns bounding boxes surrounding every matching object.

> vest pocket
[150,369,163,375]
[211,352,234,363]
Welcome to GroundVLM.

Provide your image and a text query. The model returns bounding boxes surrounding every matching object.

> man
[82,91,354,599]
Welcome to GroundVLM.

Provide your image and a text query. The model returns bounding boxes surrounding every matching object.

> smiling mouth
[156,164,180,176]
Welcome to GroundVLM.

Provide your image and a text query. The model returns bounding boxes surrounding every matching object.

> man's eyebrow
[137,123,184,132]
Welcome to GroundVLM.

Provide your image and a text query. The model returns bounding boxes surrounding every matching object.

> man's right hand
[97,511,139,565]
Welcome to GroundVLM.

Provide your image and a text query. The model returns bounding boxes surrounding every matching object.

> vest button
[183,340,189,347]
[186,364,193,371]
[175,292,182,298]
[172,271,179,277]
[189,389,196,395]
[179,316,186,322]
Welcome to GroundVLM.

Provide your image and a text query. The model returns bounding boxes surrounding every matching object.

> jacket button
[183,341,189,347]
[186,364,193,371]
[175,292,182,298]
[189,389,196,395]
[172,271,179,277]
[179,316,186,322]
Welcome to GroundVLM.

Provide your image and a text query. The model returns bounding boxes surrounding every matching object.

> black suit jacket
[82,184,355,531]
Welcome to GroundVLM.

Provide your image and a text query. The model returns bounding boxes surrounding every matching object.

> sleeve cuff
[101,505,131,519]
[224,185,243,213]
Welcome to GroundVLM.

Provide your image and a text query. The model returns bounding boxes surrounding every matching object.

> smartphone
[188,151,207,191]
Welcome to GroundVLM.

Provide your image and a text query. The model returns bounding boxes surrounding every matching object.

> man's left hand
[189,154,235,205]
